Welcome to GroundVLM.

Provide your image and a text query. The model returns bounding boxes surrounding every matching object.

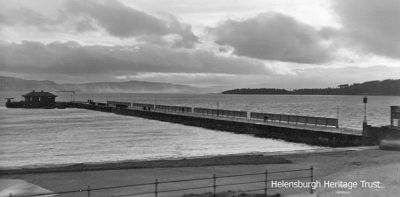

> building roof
[22,91,57,97]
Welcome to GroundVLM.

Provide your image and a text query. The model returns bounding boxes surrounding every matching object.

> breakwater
[67,101,366,147]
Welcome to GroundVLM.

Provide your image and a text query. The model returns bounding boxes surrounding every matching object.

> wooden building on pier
[21,90,57,107]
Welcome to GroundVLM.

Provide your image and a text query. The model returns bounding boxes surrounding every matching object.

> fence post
[213,174,217,197]
[87,186,91,197]
[155,179,158,197]
[264,170,268,197]
[310,166,314,194]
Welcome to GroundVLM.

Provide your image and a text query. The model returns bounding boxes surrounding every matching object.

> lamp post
[363,96,368,126]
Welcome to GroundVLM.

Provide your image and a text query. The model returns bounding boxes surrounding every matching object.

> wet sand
[1,147,400,197]
[0,154,291,175]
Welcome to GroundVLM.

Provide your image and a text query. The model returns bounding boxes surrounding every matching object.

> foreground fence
[8,167,314,197]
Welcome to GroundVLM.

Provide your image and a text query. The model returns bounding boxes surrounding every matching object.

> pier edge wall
[72,103,364,147]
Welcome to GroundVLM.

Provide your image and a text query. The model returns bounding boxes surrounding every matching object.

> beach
[1,147,399,197]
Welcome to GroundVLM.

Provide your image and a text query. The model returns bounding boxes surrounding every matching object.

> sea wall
[363,125,400,144]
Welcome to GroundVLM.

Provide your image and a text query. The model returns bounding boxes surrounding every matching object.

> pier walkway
[67,100,366,147]
[131,105,361,136]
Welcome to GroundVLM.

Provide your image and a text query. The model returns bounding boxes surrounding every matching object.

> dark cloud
[0,7,62,31]
[65,0,166,36]
[0,41,278,82]
[0,0,198,47]
[64,0,198,47]
[212,13,332,64]
[1,42,397,88]
[333,0,400,59]
[0,5,99,34]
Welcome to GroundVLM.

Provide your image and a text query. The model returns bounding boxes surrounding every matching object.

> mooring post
[264,170,268,197]
[213,174,217,197]
[337,106,340,128]
[87,186,91,197]
[310,166,314,194]
[155,179,158,197]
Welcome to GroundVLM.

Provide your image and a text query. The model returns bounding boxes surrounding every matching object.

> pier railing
[155,104,192,113]
[126,102,339,128]
[194,107,247,119]
[8,167,314,197]
[250,112,339,128]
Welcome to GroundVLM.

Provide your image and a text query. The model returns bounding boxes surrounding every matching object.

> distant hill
[0,76,201,93]
[222,79,400,96]
[0,76,60,91]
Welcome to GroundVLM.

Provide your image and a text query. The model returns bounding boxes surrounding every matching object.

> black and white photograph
[0,0,399,196]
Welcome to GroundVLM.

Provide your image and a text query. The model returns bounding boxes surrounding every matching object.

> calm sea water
[0,107,316,169]
[0,91,399,168]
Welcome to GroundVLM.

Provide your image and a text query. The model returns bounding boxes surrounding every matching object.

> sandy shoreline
[1,147,400,197]
[0,154,291,175]
[0,147,371,175]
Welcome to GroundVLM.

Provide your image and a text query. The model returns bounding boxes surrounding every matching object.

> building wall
[24,96,56,105]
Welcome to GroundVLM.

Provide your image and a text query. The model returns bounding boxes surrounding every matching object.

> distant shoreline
[221,79,400,96]
[222,93,400,96]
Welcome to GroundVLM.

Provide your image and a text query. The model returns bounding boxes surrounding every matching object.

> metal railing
[127,102,338,128]
[8,166,314,197]
[75,102,359,135]
[250,112,338,128]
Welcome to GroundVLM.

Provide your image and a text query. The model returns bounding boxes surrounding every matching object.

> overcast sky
[0,0,399,89]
